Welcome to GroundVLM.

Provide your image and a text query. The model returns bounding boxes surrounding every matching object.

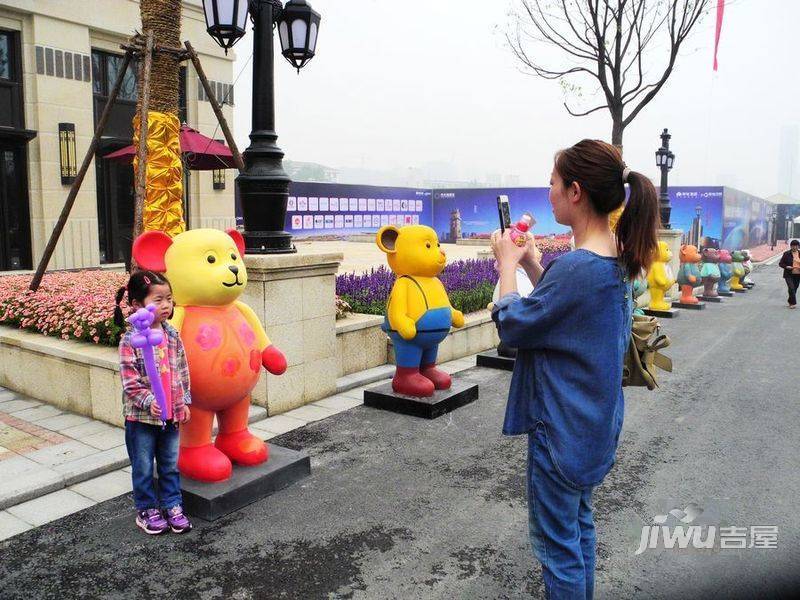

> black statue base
[476,349,516,371]
[718,291,735,297]
[181,445,310,521]
[672,301,706,310]
[698,295,723,303]
[643,307,679,318]
[364,379,479,419]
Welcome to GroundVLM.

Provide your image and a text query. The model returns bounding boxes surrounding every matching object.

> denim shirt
[492,250,633,489]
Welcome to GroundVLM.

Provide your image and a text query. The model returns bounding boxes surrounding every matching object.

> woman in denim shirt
[491,140,660,599]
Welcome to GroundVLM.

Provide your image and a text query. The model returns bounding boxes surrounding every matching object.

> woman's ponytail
[616,171,661,280]
[113,286,127,329]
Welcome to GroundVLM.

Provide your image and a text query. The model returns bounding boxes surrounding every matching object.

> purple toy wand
[126,304,168,425]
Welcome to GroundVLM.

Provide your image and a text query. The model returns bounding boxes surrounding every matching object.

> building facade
[0,0,237,272]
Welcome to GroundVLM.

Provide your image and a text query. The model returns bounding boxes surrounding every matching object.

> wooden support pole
[133,30,154,245]
[29,50,134,292]
[184,40,245,172]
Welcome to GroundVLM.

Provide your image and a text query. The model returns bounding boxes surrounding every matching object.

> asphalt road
[1,266,798,600]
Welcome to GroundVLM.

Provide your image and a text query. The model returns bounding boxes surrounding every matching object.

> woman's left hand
[491,229,528,270]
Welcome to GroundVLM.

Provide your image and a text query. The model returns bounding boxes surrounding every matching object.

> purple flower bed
[336,252,568,316]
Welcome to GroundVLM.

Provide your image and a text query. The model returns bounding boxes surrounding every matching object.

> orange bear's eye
[426,243,431,249]
[207,256,216,264]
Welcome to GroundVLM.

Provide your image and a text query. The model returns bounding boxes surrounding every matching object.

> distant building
[0,0,235,272]
[449,209,462,241]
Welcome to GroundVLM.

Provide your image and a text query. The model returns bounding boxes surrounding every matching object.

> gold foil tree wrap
[133,111,185,236]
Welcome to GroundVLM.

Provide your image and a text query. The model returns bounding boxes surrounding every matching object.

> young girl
[491,140,659,598]
[114,270,193,535]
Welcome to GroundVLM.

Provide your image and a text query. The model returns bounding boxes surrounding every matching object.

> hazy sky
[231,0,796,198]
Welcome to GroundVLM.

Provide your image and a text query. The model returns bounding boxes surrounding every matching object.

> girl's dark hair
[791,239,800,247]
[555,139,661,279]
[114,270,172,329]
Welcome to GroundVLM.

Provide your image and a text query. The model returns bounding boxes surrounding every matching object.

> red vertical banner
[713,1,725,71]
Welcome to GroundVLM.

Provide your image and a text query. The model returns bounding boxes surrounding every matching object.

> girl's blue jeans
[125,420,182,511]
[528,423,596,600]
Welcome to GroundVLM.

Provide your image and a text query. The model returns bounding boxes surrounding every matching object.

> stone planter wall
[335,313,388,378]
[0,307,500,423]
[0,328,123,427]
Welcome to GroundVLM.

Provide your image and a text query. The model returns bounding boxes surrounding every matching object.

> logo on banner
[303,215,313,229]
[287,197,297,211]
[291,215,302,230]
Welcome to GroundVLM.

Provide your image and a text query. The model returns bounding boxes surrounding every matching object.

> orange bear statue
[133,229,287,483]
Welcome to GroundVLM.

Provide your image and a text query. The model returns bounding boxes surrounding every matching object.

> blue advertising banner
[285,183,432,238]
[432,187,571,241]
[721,187,768,250]
[668,187,724,248]
[233,181,766,250]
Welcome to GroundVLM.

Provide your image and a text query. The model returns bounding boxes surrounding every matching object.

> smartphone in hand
[497,195,512,233]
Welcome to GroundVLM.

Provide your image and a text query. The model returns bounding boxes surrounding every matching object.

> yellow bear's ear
[376,226,400,254]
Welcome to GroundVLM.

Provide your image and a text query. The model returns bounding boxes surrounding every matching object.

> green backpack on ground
[622,314,673,390]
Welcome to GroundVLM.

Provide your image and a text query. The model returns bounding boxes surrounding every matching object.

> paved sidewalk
[0,394,128,511]
[0,354,478,541]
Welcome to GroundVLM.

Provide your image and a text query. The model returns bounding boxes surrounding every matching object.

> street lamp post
[655,128,675,229]
[769,207,778,250]
[202,0,321,254]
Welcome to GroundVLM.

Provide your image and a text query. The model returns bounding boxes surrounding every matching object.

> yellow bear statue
[377,225,465,397]
[646,241,675,312]
[133,228,286,483]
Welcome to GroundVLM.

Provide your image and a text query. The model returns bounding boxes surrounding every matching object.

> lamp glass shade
[277,0,321,71]
[202,0,248,52]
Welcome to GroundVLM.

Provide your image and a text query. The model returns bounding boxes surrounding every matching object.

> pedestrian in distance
[491,139,660,599]
[778,239,800,308]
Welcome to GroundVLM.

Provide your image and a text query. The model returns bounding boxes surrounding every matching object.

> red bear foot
[392,367,435,397]
[421,363,452,390]
[215,429,269,466]
[178,444,232,483]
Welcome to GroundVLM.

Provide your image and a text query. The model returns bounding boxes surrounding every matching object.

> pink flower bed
[0,271,127,346]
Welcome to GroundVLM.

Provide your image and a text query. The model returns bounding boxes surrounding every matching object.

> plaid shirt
[119,322,191,425]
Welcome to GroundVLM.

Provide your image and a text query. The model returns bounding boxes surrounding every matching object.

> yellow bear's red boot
[178,444,232,482]
[215,429,269,466]
[393,367,435,397]
[421,363,452,390]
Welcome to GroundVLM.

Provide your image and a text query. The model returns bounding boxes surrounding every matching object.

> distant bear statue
[730,250,746,291]
[700,248,721,298]
[676,244,702,304]
[646,241,675,311]
[377,225,465,397]
[741,249,754,288]
[717,249,733,294]
[133,229,287,483]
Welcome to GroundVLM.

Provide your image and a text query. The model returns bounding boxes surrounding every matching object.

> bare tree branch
[507,0,712,145]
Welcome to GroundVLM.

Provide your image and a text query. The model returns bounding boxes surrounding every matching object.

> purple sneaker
[165,505,192,534]
[136,509,168,535]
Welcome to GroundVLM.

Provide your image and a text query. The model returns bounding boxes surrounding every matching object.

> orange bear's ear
[226,229,245,257]
[132,231,173,272]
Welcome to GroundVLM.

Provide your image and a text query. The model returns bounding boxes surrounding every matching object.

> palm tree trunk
[133,0,185,243]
